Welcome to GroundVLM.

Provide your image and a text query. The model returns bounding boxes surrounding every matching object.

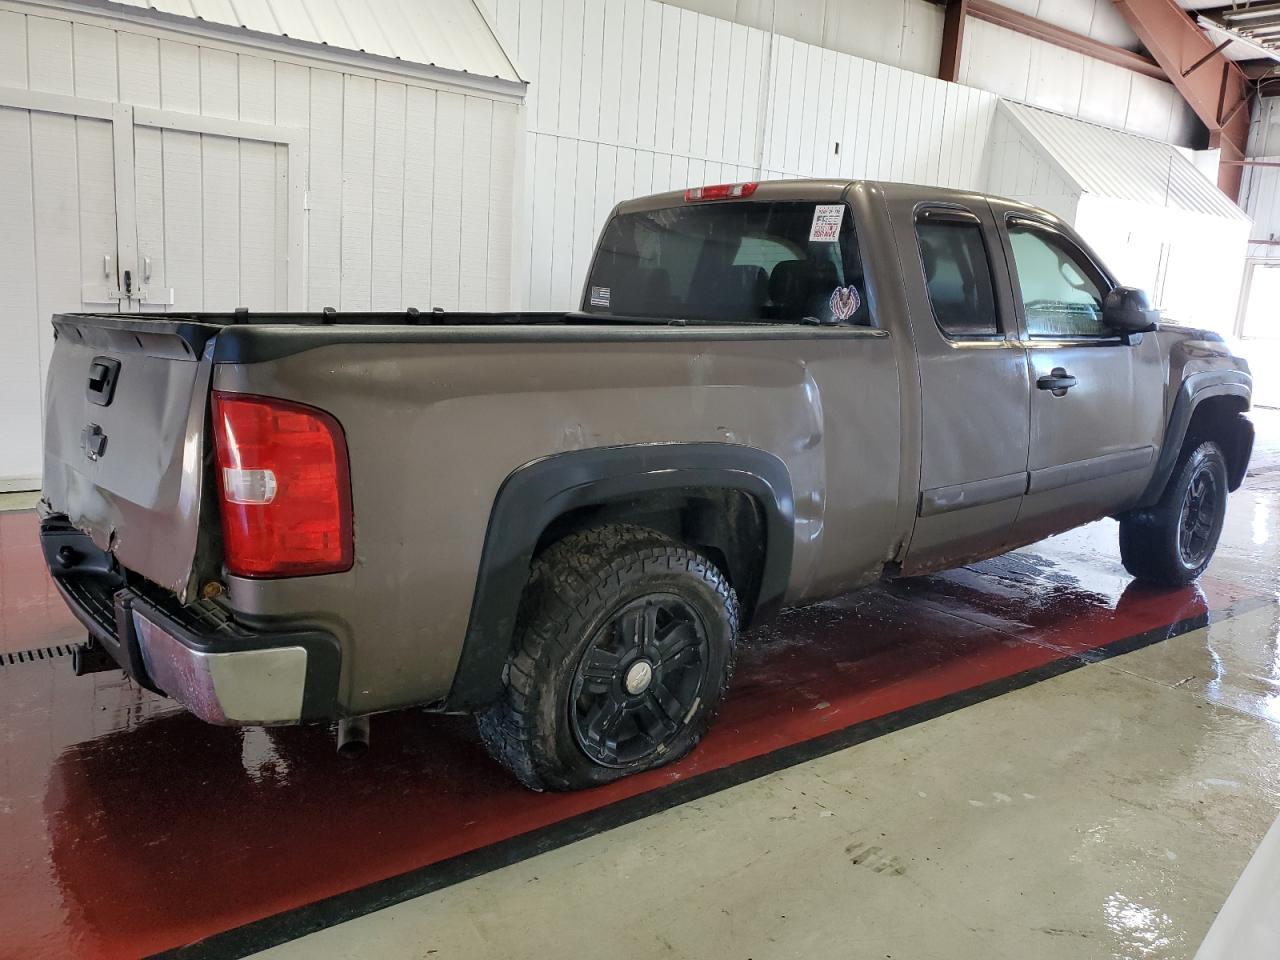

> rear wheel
[477,524,738,791]
[1120,440,1228,586]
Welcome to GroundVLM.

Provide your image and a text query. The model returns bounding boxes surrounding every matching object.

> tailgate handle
[87,356,121,407]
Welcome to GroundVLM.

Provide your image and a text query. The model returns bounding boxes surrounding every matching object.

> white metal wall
[483,0,1205,312]
[636,0,1197,147]
[957,17,1198,144]
[657,0,947,77]
[985,105,1081,223]
[652,0,1145,86]
[1242,164,1280,259]
[0,1,521,488]
[1243,99,1280,261]
[485,0,998,311]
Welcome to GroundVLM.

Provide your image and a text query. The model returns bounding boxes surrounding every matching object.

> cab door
[890,197,1032,574]
[991,205,1164,544]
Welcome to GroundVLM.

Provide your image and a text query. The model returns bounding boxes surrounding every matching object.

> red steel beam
[938,0,970,82]
[1113,0,1253,201]
[968,0,1168,80]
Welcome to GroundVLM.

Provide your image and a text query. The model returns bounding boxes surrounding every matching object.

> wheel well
[1185,395,1252,491]
[534,487,769,627]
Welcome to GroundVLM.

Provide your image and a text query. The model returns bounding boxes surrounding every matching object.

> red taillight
[211,391,353,578]
[684,181,758,202]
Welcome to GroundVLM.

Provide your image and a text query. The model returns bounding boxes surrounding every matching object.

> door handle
[1036,368,1077,396]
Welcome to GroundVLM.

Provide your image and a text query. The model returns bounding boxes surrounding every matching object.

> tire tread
[477,524,738,791]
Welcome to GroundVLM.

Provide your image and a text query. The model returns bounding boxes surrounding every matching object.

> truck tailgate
[41,315,219,599]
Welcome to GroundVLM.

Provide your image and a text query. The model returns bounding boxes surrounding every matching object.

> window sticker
[589,285,611,308]
[829,285,861,321]
[809,204,845,243]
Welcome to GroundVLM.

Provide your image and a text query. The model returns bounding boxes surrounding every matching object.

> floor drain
[1,644,79,667]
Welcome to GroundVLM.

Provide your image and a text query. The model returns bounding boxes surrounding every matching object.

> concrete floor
[3,415,1280,959]
[259,621,1280,960]
[254,416,1280,960]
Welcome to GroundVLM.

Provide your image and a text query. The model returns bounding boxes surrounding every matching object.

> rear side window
[584,200,871,325]
[1007,222,1109,338]
[915,217,1000,338]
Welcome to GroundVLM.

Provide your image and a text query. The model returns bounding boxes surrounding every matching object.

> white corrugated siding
[104,0,521,81]
[1001,100,1248,223]
[485,0,999,311]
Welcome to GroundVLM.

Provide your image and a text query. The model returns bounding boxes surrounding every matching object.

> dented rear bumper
[41,518,341,725]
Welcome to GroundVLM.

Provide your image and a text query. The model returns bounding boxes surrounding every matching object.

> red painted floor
[0,508,1262,960]
[0,510,82,655]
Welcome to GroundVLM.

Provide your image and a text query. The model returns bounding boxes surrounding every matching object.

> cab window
[915,215,1000,338]
[585,200,871,325]
[1007,222,1109,338]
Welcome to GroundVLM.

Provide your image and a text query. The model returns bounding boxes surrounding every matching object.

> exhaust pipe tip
[336,715,370,759]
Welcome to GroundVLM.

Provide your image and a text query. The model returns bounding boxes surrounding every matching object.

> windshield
[582,199,871,325]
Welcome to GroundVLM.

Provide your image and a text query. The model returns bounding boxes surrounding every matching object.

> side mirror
[1103,286,1160,334]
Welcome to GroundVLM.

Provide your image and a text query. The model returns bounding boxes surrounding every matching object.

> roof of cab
[615,178,1034,216]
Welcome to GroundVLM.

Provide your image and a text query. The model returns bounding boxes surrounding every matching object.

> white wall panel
[666,0,1138,73]
[1242,163,1280,259]
[460,97,494,307]
[1077,57,1131,132]
[1250,98,1280,159]
[1025,39,1082,118]
[959,19,1198,148]
[491,0,1007,309]
[0,106,42,484]
[339,75,376,311]
[487,100,519,308]
[307,69,343,309]
[0,10,26,86]
[401,86,438,308]
[431,91,466,310]
[1,3,524,485]
[371,80,407,310]
[961,18,1030,102]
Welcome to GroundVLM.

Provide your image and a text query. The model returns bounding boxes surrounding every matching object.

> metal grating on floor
[1,644,79,667]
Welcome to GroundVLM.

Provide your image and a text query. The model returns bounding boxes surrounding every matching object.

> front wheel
[477,524,738,791]
[1120,440,1229,586]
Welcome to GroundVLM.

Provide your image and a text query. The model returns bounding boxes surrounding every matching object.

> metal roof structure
[98,0,522,85]
[1002,100,1250,222]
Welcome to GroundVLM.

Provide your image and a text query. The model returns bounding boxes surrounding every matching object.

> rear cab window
[914,209,1002,340]
[583,197,871,326]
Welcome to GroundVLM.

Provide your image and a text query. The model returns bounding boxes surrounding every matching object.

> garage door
[133,124,290,313]
[0,91,302,490]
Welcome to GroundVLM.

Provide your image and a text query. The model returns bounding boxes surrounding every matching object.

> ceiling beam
[1113,0,1253,201]
[938,0,970,82]
[967,0,1168,80]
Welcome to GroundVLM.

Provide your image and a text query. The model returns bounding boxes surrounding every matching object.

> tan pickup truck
[40,179,1253,790]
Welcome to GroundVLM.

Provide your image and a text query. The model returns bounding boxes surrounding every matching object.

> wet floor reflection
[0,498,1273,958]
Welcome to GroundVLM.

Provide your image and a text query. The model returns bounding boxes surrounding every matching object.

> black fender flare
[1137,371,1252,507]
[445,443,795,710]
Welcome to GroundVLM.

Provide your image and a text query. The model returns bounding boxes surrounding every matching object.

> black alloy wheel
[477,523,738,791]
[1177,463,1221,569]
[1120,440,1229,587]
[570,593,710,768]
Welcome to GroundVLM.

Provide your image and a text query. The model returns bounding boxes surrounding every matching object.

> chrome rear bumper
[134,608,309,724]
